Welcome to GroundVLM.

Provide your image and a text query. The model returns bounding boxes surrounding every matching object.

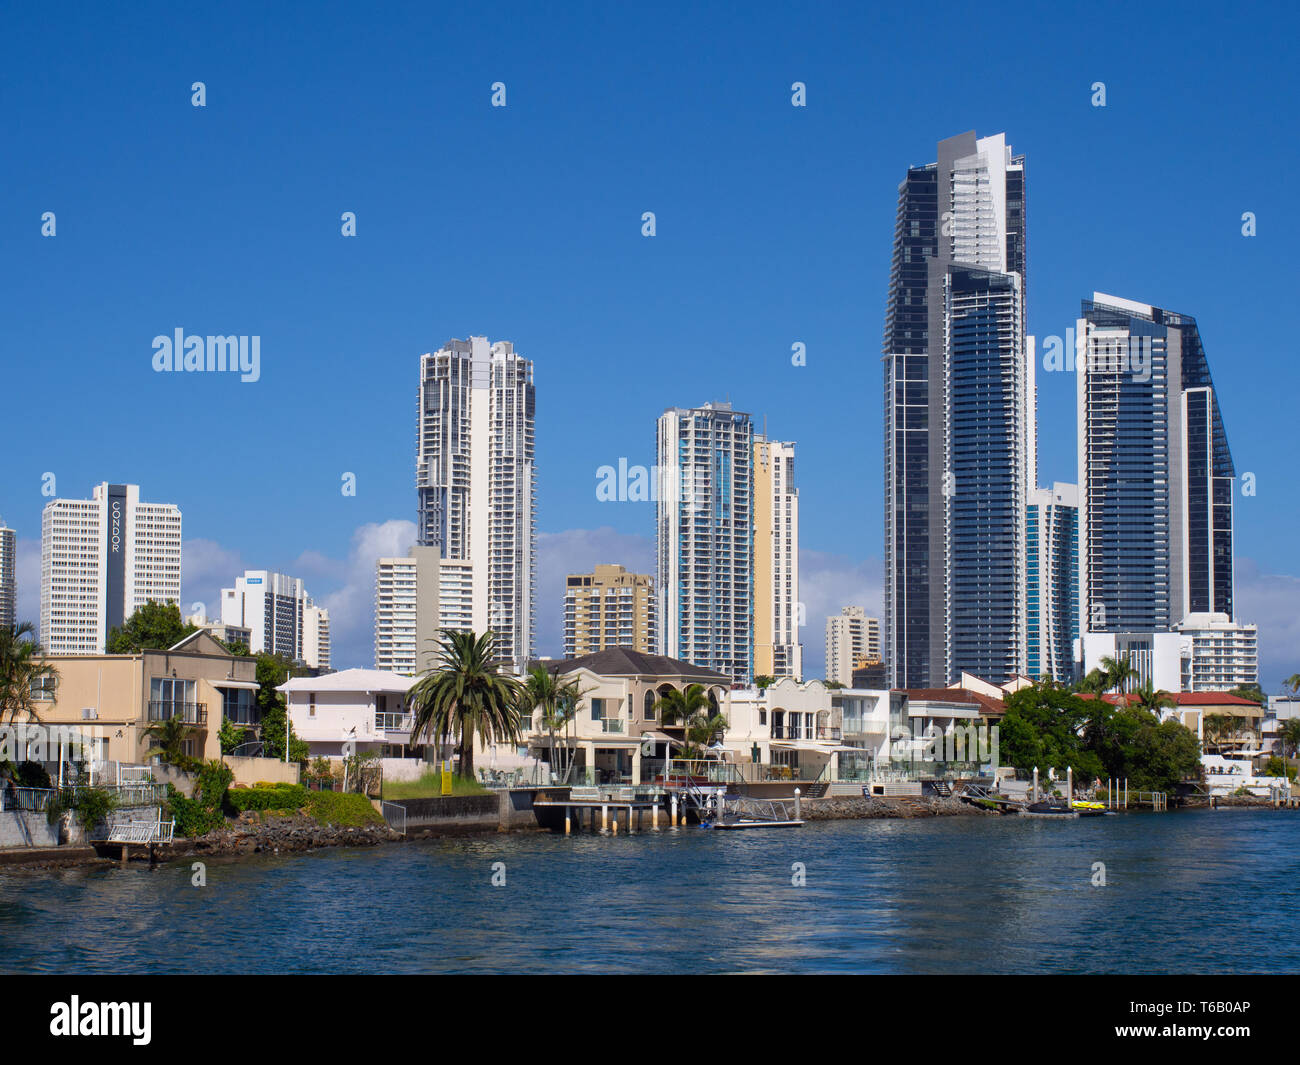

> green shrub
[227,784,308,812]
[305,790,384,827]
[15,760,52,789]
[166,759,234,837]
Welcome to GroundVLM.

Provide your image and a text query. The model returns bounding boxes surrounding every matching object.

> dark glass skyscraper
[1077,294,1235,636]
[883,131,1033,687]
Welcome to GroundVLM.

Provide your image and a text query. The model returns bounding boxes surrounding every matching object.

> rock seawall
[802,796,994,820]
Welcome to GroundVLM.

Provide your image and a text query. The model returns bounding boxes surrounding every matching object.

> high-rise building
[563,564,657,658]
[0,520,15,632]
[882,131,1033,687]
[753,436,801,679]
[656,401,753,683]
[1178,612,1258,691]
[303,602,331,672]
[374,546,443,675]
[416,336,536,672]
[40,483,182,654]
[1026,483,1079,683]
[825,606,881,687]
[1077,293,1236,637]
[220,570,329,668]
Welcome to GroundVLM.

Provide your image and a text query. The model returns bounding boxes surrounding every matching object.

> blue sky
[2,1,1297,686]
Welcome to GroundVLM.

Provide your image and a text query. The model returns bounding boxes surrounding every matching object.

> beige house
[25,630,260,771]
[527,649,731,785]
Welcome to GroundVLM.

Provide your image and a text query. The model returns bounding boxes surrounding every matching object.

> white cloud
[1234,557,1300,693]
[797,549,883,680]
[536,526,655,658]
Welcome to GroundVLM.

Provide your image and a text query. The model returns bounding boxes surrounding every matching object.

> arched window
[644,690,656,720]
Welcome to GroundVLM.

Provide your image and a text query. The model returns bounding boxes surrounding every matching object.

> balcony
[375,712,414,733]
[148,701,207,725]
[599,719,625,734]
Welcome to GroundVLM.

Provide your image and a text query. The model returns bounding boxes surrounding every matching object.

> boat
[1071,800,1107,817]
[1018,801,1078,819]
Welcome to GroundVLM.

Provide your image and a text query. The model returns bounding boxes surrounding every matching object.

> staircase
[801,781,829,798]
[930,781,953,797]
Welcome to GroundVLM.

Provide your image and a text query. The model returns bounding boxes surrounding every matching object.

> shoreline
[1,794,1294,872]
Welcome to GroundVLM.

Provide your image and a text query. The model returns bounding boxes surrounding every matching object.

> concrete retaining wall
[0,809,61,849]
[226,756,301,787]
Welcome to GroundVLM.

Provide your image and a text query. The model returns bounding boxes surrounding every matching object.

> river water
[1,810,1294,973]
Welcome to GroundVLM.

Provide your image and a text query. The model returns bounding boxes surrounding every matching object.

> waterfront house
[279,668,424,771]
[524,649,731,785]
[19,630,260,780]
[885,688,1005,779]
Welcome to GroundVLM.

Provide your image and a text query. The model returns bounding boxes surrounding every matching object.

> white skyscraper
[0,520,15,633]
[754,436,801,680]
[221,570,329,668]
[415,336,536,672]
[656,402,753,683]
[374,546,446,675]
[40,483,182,654]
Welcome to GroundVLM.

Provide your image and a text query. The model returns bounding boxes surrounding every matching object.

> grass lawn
[382,771,489,800]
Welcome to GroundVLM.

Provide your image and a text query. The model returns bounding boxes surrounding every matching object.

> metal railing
[375,712,413,732]
[147,700,208,725]
[380,801,407,835]
[105,818,175,845]
[0,786,56,812]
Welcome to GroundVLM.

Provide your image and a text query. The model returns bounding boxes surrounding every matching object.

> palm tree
[1076,668,1111,696]
[407,629,523,781]
[143,716,197,770]
[1203,713,1237,756]
[1279,719,1300,772]
[1131,682,1176,714]
[653,683,711,726]
[683,712,729,759]
[520,665,585,783]
[0,622,59,727]
[1098,654,1139,695]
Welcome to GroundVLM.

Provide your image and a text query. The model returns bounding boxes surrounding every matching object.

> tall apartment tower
[825,606,881,688]
[563,564,657,658]
[753,436,802,680]
[303,602,331,671]
[656,402,754,683]
[882,131,1034,687]
[374,546,443,674]
[221,570,329,669]
[1077,293,1243,688]
[416,336,536,672]
[1026,483,1079,683]
[40,483,182,654]
[0,520,15,632]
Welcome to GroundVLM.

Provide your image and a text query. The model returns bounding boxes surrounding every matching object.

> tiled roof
[534,648,730,682]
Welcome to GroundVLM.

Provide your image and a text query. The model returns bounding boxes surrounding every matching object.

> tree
[1202,713,1235,755]
[407,630,523,781]
[1280,719,1300,764]
[1130,682,1176,714]
[998,684,1103,783]
[1228,683,1266,706]
[753,675,775,693]
[1076,668,1111,696]
[218,717,249,755]
[653,683,711,726]
[143,716,199,772]
[106,601,197,653]
[251,651,309,763]
[0,621,58,726]
[823,680,846,691]
[1098,654,1139,694]
[520,666,585,782]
